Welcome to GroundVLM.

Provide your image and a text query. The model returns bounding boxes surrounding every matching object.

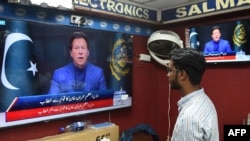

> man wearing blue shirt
[204,26,232,54]
[48,32,107,94]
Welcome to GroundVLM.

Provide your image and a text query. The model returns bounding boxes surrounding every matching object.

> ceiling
[8,0,203,11]
[125,0,202,10]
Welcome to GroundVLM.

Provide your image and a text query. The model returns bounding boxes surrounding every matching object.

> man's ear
[178,70,187,81]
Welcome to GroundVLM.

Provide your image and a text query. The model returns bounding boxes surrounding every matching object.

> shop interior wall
[160,9,250,141]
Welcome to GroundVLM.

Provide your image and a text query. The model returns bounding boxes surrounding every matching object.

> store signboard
[73,0,158,24]
[161,0,250,24]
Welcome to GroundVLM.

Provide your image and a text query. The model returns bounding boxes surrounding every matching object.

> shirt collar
[177,88,204,111]
[213,39,220,44]
[72,62,88,72]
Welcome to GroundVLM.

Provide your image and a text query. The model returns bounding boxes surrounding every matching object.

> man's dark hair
[211,25,221,35]
[169,48,206,85]
[69,32,89,50]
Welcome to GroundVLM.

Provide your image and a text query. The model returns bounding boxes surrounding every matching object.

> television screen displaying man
[203,26,232,54]
[48,32,107,94]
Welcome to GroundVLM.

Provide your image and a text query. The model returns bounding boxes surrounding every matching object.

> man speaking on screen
[203,26,232,54]
[48,32,107,94]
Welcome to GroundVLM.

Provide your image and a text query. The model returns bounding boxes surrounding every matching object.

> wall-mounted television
[186,18,250,63]
[0,18,133,127]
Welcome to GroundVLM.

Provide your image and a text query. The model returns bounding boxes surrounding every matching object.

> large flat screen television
[0,18,133,127]
[186,18,250,63]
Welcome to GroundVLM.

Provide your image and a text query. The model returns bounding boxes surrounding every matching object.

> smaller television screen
[186,18,250,63]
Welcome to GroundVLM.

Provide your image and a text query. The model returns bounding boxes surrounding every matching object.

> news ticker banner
[0,2,153,37]
[6,89,115,111]
[162,0,250,24]
[224,125,250,141]
[5,89,129,122]
[5,90,114,121]
[6,99,113,122]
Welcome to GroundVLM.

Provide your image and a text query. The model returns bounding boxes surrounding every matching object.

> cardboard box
[28,124,119,141]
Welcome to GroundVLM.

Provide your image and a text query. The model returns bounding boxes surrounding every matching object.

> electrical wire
[108,111,112,123]
[166,83,171,141]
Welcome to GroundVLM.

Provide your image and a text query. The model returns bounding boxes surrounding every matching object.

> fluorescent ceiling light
[30,0,73,9]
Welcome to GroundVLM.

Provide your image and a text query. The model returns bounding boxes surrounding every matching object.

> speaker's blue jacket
[204,39,232,53]
[48,62,107,94]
